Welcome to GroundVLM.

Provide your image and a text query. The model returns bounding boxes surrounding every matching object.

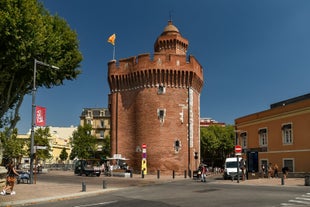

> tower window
[158,85,166,94]
[157,108,166,123]
[174,139,181,152]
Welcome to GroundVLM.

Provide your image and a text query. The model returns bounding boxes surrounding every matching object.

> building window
[174,139,181,152]
[158,85,166,94]
[258,128,268,146]
[100,120,104,128]
[100,130,104,139]
[240,132,247,149]
[283,158,294,172]
[157,108,166,123]
[282,123,293,144]
[87,119,92,125]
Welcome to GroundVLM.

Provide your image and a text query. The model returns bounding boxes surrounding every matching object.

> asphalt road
[25,178,310,207]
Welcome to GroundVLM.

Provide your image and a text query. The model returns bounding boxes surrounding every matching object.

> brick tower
[108,21,204,175]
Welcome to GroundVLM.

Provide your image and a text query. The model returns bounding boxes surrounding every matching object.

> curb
[0,188,120,207]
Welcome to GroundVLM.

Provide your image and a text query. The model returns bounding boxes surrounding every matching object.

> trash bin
[305,175,310,186]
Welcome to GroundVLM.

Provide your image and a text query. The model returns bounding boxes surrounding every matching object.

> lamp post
[30,59,59,184]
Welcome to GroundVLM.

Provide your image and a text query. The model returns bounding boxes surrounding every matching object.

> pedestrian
[240,158,246,181]
[282,166,289,179]
[261,164,265,178]
[1,161,19,195]
[273,163,279,178]
[268,163,273,178]
[201,165,206,182]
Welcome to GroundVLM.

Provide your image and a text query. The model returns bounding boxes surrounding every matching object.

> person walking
[201,165,207,182]
[1,161,19,195]
[273,163,279,178]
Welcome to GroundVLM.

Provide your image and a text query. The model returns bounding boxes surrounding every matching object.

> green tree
[200,125,235,167]
[32,127,52,161]
[0,0,82,130]
[59,147,68,162]
[69,124,97,160]
[0,128,27,164]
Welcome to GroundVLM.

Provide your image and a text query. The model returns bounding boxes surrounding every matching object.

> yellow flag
[107,34,116,45]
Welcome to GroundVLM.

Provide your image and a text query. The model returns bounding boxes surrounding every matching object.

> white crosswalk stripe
[281,193,310,206]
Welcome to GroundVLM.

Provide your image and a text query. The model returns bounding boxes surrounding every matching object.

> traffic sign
[235,145,242,154]
[142,144,147,148]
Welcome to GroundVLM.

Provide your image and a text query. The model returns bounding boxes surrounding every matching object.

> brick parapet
[108,53,203,93]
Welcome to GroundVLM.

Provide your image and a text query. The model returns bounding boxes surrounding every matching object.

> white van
[223,157,242,180]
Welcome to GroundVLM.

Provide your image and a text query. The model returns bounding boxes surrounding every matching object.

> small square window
[158,86,166,94]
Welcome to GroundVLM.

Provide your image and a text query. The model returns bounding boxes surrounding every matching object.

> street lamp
[30,59,59,184]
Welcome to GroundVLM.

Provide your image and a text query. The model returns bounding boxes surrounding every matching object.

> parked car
[74,159,101,177]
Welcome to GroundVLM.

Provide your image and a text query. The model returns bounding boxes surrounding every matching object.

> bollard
[82,182,86,192]
[281,177,285,185]
[130,170,133,178]
[305,175,310,186]
[184,170,187,179]
[157,170,160,179]
[102,180,106,189]
[141,170,144,179]
[172,170,175,179]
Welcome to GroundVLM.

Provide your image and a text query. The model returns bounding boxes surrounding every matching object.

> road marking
[73,200,118,207]
[288,200,310,205]
[281,193,310,206]
[296,197,310,201]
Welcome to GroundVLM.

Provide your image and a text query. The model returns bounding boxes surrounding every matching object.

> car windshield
[226,161,239,168]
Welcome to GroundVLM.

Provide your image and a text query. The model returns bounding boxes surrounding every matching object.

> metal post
[82,182,86,191]
[172,170,175,179]
[30,59,37,184]
[29,59,59,184]
[237,155,240,183]
[157,170,160,179]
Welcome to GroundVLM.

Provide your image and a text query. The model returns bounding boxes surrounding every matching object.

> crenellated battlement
[108,53,203,93]
[108,53,203,78]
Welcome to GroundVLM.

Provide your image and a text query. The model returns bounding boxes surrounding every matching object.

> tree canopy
[200,125,235,167]
[0,0,83,130]
[0,128,27,164]
[69,124,97,160]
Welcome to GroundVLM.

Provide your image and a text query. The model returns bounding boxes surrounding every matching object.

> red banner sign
[36,106,46,126]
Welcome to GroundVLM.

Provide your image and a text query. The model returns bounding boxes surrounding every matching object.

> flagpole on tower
[113,44,116,60]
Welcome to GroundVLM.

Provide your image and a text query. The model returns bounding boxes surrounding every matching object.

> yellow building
[79,108,111,152]
[235,93,310,174]
[18,126,77,165]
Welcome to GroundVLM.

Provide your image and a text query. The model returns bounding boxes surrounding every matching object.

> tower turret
[154,20,189,55]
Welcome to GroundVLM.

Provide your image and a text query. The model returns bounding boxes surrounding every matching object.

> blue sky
[17,0,310,133]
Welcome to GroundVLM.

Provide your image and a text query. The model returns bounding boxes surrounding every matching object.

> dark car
[74,159,101,177]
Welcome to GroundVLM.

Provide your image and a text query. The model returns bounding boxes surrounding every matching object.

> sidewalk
[0,171,307,207]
